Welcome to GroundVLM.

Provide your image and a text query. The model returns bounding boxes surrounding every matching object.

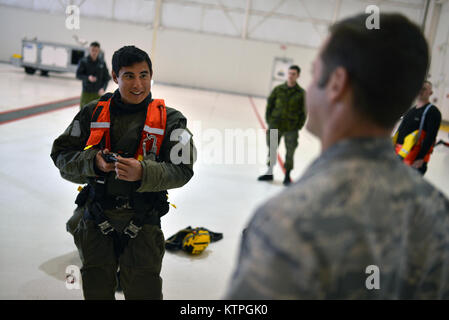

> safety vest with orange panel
[84,95,167,161]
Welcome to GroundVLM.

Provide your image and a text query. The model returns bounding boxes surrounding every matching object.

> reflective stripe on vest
[91,122,110,128]
[84,96,167,160]
[143,125,164,135]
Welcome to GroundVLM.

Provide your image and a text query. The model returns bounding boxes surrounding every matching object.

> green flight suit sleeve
[137,107,196,192]
[50,100,100,184]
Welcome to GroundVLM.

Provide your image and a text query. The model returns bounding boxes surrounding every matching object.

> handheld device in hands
[101,151,119,163]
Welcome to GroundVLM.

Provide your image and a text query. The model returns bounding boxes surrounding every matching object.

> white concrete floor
[0,62,448,299]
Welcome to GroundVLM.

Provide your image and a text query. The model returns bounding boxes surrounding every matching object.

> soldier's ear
[327,66,349,103]
[112,71,118,84]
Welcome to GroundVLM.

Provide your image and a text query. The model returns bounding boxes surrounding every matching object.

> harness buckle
[143,134,157,160]
[98,221,115,235]
[123,221,142,239]
[114,196,132,210]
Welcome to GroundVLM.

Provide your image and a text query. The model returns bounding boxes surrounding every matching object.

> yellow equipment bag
[182,228,211,255]
[165,226,223,255]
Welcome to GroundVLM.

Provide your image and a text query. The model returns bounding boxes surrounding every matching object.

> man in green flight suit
[51,46,196,300]
[258,65,306,185]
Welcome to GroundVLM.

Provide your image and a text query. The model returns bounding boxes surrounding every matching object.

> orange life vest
[84,96,167,161]
[395,130,433,165]
[394,103,434,166]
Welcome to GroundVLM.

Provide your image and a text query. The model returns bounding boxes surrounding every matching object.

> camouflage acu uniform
[227,137,449,299]
[265,82,306,171]
[51,90,195,300]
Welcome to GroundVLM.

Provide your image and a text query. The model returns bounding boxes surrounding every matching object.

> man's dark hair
[318,13,429,128]
[424,80,432,87]
[90,41,100,48]
[289,65,301,74]
[112,45,153,76]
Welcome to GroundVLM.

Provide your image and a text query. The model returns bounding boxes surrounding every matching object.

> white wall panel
[79,0,114,19]
[194,0,247,10]
[33,0,65,13]
[0,0,33,9]
[202,9,243,36]
[161,2,203,31]
[249,16,324,48]
[113,0,155,24]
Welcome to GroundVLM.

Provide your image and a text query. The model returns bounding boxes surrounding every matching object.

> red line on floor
[0,96,79,115]
[248,96,286,174]
[0,103,79,125]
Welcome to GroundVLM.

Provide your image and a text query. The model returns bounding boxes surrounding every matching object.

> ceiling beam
[242,0,251,39]
[163,0,333,26]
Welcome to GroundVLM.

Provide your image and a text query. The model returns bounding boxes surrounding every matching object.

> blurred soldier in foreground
[227,13,449,299]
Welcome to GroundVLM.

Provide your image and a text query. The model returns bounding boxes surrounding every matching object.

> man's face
[89,46,100,61]
[418,82,433,101]
[287,69,299,84]
[112,61,152,105]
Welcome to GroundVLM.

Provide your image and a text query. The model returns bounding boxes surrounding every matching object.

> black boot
[258,174,273,181]
[283,170,292,186]
[258,167,274,181]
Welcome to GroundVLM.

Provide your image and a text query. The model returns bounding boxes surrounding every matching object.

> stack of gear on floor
[165,227,223,254]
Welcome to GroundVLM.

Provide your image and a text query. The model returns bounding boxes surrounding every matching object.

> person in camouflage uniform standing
[51,46,195,300]
[258,65,306,186]
[227,13,449,299]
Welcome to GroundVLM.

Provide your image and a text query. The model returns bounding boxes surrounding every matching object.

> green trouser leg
[67,206,83,235]
[73,218,118,300]
[283,130,299,171]
[71,208,164,300]
[119,224,165,300]
[80,91,100,109]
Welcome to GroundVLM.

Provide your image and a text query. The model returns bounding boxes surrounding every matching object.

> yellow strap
[84,145,93,150]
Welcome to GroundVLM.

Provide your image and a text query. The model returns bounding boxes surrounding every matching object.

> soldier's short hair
[90,41,100,48]
[289,65,301,74]
[318,13,429,128]
[112,45,153,76]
